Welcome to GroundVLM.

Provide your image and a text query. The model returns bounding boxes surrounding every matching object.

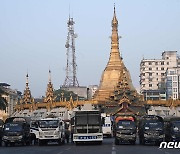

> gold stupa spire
[94,5,134,103]
[22,73,33,104]
[44,69,55,103]
[107,4,123,68]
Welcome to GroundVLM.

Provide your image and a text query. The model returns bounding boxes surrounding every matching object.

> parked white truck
[71,110,103,145]
[101,114,112,137]
[30,118,65,145]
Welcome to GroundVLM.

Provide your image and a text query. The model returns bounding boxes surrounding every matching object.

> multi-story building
[166,67,180,100]
[140,51,179,100]
[0,83,22,117]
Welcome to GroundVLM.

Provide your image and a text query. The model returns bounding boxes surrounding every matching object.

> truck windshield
[88,114,100,125]
[76,114,100,125]
[117,121,136,129]
[144,122,163,130]
[39,120,58,128]
[76,114,87,125]
[4,123,22,132]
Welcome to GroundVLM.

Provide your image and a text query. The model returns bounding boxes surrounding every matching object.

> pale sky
[0,0,180,97]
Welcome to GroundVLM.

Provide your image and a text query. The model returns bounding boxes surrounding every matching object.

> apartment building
[140,51,178,100]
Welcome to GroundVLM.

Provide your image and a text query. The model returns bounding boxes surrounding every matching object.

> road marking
[112,143,116,154]
[158,147,170,154]
[57,147,71,154]
[65,147,71,151]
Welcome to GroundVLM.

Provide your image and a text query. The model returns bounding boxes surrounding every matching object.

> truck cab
[164,117,180,142]
[37,118,65,146]
[2,120,30,146]
[139,115,164,145]
[114,116,136,145]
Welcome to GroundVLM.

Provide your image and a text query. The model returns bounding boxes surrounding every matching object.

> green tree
[0,87,7,110]
[54,89,85,101]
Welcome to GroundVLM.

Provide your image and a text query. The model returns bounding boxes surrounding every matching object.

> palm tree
[0,87,7,110]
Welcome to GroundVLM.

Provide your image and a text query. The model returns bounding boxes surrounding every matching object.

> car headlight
[145,127,149,130]
[54,131,59,135]
[74,136,78,139]
[3,136,8,140]
[174,127,179,131]
[97,135,102,139]
[144,134,148,137]
[18,135,23,139]
[159,134,164,138]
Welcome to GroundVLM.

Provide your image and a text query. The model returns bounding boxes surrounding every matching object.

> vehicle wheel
[10,143,15,146]
[98,141,102,145]
[58,140,62,145]
[75,141,80,145]
[4,142,8,147]
[115,138,119,145]
[38,140,43,146]
[141,138,145,145]
[26,140,30,146]
[130,140,136,145]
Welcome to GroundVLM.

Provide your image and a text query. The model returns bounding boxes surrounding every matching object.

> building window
[157,78,158,81]
[161,73,164,76]
[170,71,175,75]
[161,67,164,70]
[149,73,152,76]
[141,62,145,66]
[167,62,169,65]
[161,62,164,65]
[155,62,158,65]
[142,73,145,76]
[173,76,177,81]
[156,67,158,70]
[149,62,152,65]
[156,73,158,75]
[173,82,177,87]
[149,67,152,70]
[173,93,177,99]
[149,84,152,87]
[173,88,177,92]
[149,78,152,82]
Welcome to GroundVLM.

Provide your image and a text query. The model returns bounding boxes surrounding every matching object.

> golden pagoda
[94,6,135,103]
[22,73,33,104]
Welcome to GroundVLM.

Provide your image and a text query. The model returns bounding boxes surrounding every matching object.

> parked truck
[139,115,164,145]
[37,118,65,146]
[2,117,31,146]
[164,117,180,142]
[71,110,103,145]
[101,113,112,138]
[113,116,136,145]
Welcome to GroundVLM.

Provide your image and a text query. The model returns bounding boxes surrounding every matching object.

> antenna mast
[63,17,79,87]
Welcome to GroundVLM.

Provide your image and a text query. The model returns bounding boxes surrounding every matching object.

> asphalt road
[0,138,179,154]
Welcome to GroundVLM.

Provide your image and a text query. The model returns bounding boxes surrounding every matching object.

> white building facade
[140,51,179,100]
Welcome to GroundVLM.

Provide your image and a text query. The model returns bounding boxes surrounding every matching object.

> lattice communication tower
[63,17,79,87]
